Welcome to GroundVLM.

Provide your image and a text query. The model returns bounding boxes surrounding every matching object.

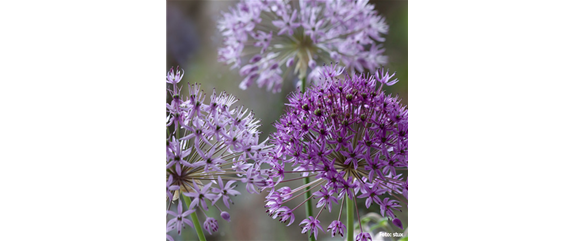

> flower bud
[250,54,262,63]
[221,211,231,222]
[308,59,316,69]
[392,218,403,229]
[286,57,295,67]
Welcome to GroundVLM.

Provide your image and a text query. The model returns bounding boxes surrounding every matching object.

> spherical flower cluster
[218,0,389,93]
[165,67,273,239]
[265,65,408,240]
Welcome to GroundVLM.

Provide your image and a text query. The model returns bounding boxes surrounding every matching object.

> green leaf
[379,219,389,226]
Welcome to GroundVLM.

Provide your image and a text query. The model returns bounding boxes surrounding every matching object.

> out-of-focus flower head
[264,65,407,240]
[218,0,389,93]
[166,67,274,237]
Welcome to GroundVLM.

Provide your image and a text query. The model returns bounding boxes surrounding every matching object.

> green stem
[182,195,207,241]
[301,76,314,241]
[304,176,315,241]
[346,194,354,241]
[177,123,206,241]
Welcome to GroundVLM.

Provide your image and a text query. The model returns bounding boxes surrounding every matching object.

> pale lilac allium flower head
[218,0,389,92]
[166,67,273,237]
[264,66,408,240]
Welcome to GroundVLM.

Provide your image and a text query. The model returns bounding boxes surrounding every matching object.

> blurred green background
[167,1,407,240]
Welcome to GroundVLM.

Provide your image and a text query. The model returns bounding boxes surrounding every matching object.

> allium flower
[218,0,389,92]
[212,176,241,208]
[166,67,273,237]
[327,220,346,238]
[265,65,408,240]
[356,232,372,241]
[380,197,401,220]
[184,182,218,211]
[300,216,324,240]
[166,224,175,241]
[313,186,338,212]
[166,199,195,235]
[203,217,219,235]
[166,175,180,201]
[275,206,296,226]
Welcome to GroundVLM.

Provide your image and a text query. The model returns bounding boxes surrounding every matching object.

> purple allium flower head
[218,0,389,92]
[166,67,273,236]
[264,65,408,240]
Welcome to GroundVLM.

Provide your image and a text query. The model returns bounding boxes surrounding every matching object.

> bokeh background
[167,1,407,240]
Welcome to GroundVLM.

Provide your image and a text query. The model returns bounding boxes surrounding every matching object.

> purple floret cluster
[264,65,408,240]
[165,67,273,240]
[218,0,389,93]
